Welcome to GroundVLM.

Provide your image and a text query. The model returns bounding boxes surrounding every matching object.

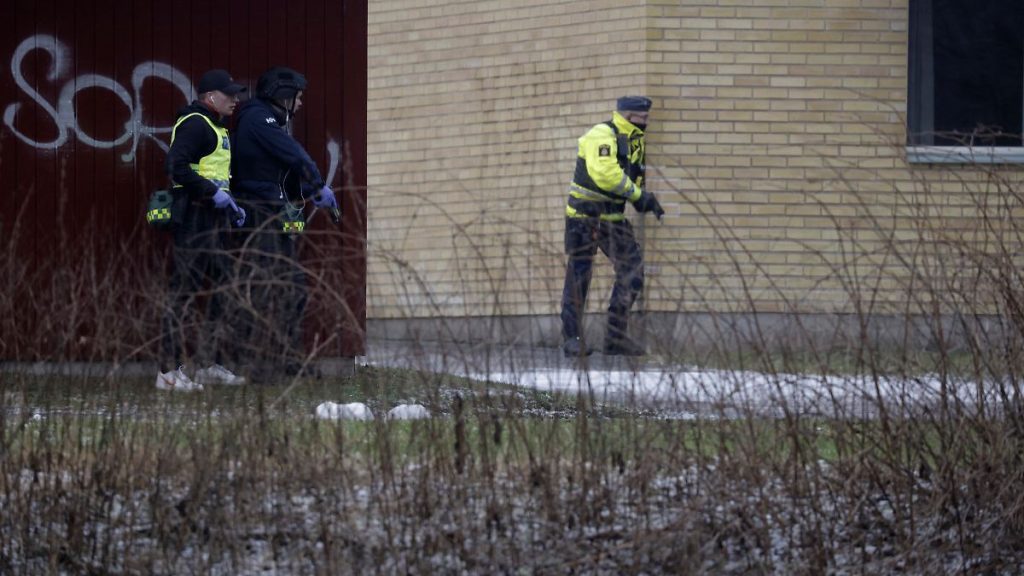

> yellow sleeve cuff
[628,183,642,202]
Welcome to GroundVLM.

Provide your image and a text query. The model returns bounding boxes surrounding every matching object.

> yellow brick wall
[367,0,1024,320]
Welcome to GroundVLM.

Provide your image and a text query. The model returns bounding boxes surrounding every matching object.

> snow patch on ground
[361,342,995,417]
[315,401,373,420]
[314,402,431,421]
[387,404,430,420]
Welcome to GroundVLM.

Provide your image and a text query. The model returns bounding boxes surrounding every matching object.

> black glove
[634,191,665,220]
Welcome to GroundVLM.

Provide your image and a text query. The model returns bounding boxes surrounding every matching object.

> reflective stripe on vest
[565,204,626,221]
[170,112,231,188]
[566,183,626,221]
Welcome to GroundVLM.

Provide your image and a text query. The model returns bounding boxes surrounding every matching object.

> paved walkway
[363,338,658,379]
[362,339,980,418]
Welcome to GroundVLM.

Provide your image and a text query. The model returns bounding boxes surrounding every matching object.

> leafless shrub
[2,145,1024,574]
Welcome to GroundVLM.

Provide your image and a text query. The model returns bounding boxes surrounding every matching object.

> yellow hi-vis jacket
[565,111,646,221]
[170,112,231,189]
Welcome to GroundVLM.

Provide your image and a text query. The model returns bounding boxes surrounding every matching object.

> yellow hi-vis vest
[565,111,645,221]
[170,112,231,189]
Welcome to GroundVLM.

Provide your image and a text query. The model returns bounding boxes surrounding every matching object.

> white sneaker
[194,364,246,386]
[155,367,204,392]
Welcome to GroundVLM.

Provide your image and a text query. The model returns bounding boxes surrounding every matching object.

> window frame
[906,0,1024,164]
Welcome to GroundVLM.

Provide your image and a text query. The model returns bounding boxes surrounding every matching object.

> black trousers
[234,200,308,376]
[160,201,235,371]
[560,217,644,342]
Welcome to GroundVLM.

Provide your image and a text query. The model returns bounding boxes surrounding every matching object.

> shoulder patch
[598,144,611,157]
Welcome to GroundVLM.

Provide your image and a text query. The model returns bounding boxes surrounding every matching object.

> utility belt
[236,197,306,234]
[178,187,225,216]
[148,178,235,230]
[565,186,627,222]
[233,179,307,234]
[175,182,227,206]
[146,187,199,230]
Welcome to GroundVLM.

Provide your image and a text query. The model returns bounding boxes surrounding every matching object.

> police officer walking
[157,69,248,390]
[560,96,665,358]
[231,66,338,379]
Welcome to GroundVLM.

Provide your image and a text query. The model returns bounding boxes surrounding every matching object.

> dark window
[909,0,1024,147]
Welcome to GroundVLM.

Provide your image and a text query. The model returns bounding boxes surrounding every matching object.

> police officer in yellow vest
[157,69,248,391]
[561,96,665,358]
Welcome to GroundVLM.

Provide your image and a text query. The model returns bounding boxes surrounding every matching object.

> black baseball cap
[617,96,652,112]
[197,69,247,96]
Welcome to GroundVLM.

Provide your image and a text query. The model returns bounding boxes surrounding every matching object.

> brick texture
[368,0,1024,320]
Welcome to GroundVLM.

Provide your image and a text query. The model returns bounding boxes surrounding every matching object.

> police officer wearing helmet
[158,69,248,390]
[560,96,665,358]
[231,66,337,378]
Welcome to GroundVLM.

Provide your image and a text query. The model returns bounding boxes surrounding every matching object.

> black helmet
[256,66,308,101]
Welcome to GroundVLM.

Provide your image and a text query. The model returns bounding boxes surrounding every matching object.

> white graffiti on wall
[3,34,342,180]
[326,139,340,189]
[3,34,194,162]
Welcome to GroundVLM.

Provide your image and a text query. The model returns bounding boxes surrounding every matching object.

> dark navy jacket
[231,97,324,203]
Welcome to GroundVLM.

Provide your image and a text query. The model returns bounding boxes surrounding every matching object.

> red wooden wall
[0,0,367,359]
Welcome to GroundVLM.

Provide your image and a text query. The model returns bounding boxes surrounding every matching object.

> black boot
[604,334,645,356]
[604,315,645,356]
[562,336,594,358]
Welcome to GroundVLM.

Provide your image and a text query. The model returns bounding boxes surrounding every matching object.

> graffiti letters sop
[4,34,193,162]
[4,34,340,180]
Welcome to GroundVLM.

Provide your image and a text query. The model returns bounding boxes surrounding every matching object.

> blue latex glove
[233,206,247,228]
[312,185,338,210]
[212,188,240,213]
